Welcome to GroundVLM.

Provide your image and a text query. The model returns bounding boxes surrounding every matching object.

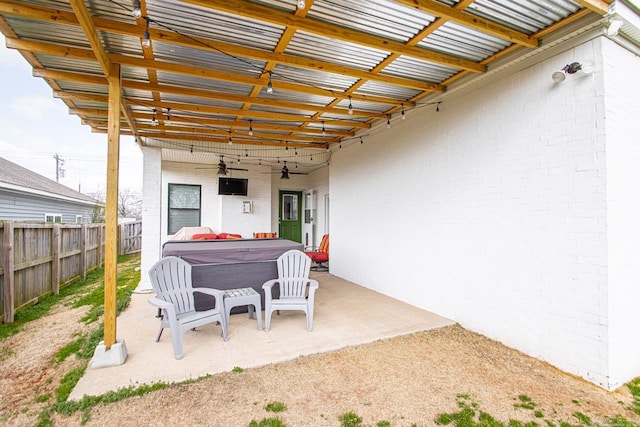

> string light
[245,149,248,157]
[401,103,405,120]
[360,137,363,144]
[151,108,158,126]
[114,0,399,133]
[131,0,142,18]
[266,72,273,94]
[228,136,233,145]
[322,121,326,136]
[248,119,253,136]
[386,115,391,128]
[348,95,353,115]
[190,145,193,153]
[165,107,171,124]
[436,101,440,112]
[141,17,151,48]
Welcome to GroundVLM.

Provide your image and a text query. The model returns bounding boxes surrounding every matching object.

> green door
[279,191,302,243]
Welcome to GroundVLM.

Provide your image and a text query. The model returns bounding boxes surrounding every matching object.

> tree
[86,187,142,222]
[118,188,142,219]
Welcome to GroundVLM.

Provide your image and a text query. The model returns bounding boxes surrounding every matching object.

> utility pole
[53,153,65,182]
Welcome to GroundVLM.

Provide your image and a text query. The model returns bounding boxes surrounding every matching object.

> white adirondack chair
[262,250,319,331]
[148,256,227,359]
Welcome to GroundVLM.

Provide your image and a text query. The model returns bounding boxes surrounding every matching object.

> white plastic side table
[223,287,263,330]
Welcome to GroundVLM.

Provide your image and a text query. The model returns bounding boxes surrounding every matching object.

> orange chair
[304,234,329,271]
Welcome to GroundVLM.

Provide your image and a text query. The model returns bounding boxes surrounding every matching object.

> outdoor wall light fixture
[551,62,593,82]
[605,19,624,37]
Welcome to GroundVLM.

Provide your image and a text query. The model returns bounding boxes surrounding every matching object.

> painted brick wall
[139,146,162,291]
[602,39,640,389]
[161,162,272,240]
[330,38,617,388]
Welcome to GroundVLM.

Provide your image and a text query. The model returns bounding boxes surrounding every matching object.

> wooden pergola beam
[394,0,538,48]
[573,0,612,15]
[33,68,394,118]
[0,1,444,93]
[182,0,485,73]
[69,108,357,137]
[68,0,122,352]
[53,90,372,128]
[8,38,405,107]
[103,62,122,350]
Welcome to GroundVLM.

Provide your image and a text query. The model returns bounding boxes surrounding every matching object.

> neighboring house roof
[0,156,102,206]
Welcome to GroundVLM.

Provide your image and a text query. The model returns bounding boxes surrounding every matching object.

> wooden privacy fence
[1,221,142,323]
[118,221,142,255]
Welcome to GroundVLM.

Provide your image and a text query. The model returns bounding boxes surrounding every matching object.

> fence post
[117,223,122,256]
[97,224,104,267]
[80,224,87,279]
[3,221,15,323]
[51,223,61,295]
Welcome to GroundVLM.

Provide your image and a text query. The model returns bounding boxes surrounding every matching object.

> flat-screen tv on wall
[218,177,248,196]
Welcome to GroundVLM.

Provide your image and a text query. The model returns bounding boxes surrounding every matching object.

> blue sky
[0,34,143,195]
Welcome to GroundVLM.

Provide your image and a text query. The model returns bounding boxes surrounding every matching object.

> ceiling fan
[278,161,307,179]
[195,156,248,176]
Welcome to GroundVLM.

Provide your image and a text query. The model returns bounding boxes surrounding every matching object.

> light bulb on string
[248,119,254,136]
[266,72,273,94]
[141,17,151,48]
[297,0,306,9]
[401,104,405,120]
[387,115,391,128]
[165,107,171,124]
[360,137,363,144]
[348,96,353,115]
[228,136,233,145]
[322,121,326,136]
[151,109,158,126]
[131,0,142,18]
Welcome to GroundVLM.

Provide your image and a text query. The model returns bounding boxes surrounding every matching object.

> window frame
[45,213,62,223]
[167,183,202,235]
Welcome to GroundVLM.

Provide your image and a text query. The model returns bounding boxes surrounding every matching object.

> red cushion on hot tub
[191,233,218,240]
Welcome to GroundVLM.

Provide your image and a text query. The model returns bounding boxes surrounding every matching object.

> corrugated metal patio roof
[0,0,631,171]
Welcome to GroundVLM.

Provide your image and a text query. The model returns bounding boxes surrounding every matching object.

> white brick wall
[162,161,273,240]
[329,37,631,389]
[138,146,162,291]
[603,38,640,390]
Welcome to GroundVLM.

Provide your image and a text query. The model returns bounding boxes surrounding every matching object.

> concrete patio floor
[70,271,455,400]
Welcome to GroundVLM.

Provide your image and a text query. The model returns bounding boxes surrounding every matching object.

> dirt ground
[2,297,639,426]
